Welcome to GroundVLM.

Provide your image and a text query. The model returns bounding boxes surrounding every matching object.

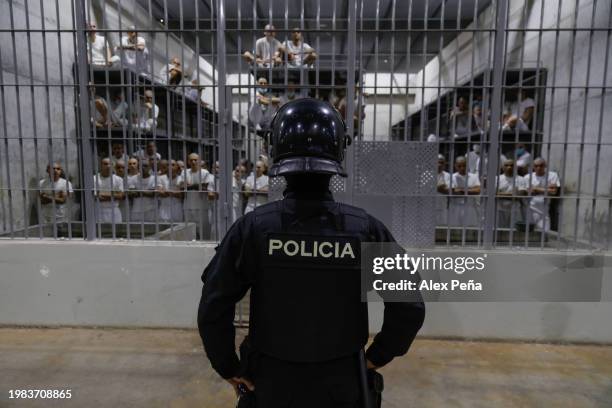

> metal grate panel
[354,142,438,196]
[268,174,347,202]
[391,196,437,248]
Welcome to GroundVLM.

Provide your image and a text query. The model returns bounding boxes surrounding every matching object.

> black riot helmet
[268,98,348,178]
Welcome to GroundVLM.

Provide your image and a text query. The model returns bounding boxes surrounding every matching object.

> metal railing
[0,0,610,251]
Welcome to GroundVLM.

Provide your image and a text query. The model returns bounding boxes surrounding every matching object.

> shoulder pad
[337,203,369,220]
[252,201,281,216]
[251,201,283,232]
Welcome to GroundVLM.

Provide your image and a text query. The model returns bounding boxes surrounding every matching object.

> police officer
[198,98,425,407]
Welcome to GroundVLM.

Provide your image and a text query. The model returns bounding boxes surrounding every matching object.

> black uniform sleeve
[197,216,254,379]
[364,215,426,368]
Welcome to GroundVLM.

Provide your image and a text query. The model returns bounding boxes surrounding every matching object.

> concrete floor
[0,328,611,408]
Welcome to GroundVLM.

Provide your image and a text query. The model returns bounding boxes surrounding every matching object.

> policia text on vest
[268,237,356,259]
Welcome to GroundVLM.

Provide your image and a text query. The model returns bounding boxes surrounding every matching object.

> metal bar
[283,0,289,84]
[39,0,58,238]
[315,0,320,98]
[544,0,567,249]
[449,0,467,245]
[528,0,547,249]
[419,0,429,143]
[590,1,612,248]
[74,0,97,241]
[575,0,597,246]
[437,0,448,245]
[0,35,15,238]
[8,27,612,34]
[356,0,364,142]
[468,0,483,247]
[372,0,379,142]
[331,0,337,108]
[22,0,44,241]
[177,0,187,241]
[402,0,413,142]
[72,0,89,239]
[2,83,610,90]
[7,0,29,239]
[216,0,232,237]
[557,0,580,249]
[56,0,73,240]
[300,0,306,86]
[483,0,508,248]
[508,0,530,249]
[345,0,357,205]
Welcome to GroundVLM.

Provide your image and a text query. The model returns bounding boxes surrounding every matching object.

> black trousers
[250,354,362,408]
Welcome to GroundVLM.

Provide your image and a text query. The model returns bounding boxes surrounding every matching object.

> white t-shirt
[183,168,211,210]
[244,174,269,213]
[449,172,480,226]
[255,37,282,66]
[88,35,109,65]
[436,171,451,223]
[516,151,532,168]
[131,175,158,213]
[126,174,140,189]
[137,103,159,130]
[206,174,219,194]
[524,171,560,213]
[437,171,451,193]
[158,174,183,192]
[158,63,180,84]
[451,172,480,204]
[120,35,147,71]
[207,174,221,235]
[283,40,314,66]
[467,151,480,174]
[157,174,184,220]
[93,174,124,209]
[232,176,244,221]
[39,177,73,222]
[496,174,527,211]
[156,174,169,191]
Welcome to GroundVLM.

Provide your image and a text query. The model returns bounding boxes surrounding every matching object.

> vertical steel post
[74,0,97,240]
[216,0,232,237]
[345,0,357,204]
[483,0,508,248]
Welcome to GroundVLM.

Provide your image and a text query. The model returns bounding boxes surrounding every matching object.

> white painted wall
[1,241,611,343]
[361,73,416,140]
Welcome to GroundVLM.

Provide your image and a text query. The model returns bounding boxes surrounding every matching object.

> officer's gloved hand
[226,377,255,397]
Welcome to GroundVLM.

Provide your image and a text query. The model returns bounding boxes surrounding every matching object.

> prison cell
[0,0,610,251]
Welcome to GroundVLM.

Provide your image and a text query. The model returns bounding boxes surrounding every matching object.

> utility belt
[235,337,383,408]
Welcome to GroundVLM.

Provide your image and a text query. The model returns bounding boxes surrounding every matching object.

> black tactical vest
[250,199,372,363]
